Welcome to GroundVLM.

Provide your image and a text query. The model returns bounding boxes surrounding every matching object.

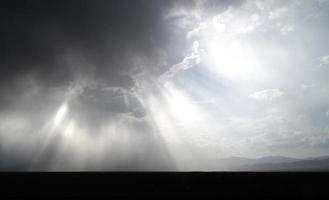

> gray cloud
[1,0,329,171]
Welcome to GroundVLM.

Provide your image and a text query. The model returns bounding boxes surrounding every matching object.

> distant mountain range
[206,155,329,171]
[2,153,329,171]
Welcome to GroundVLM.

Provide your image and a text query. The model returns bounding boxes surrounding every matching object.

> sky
[0,0,329,171]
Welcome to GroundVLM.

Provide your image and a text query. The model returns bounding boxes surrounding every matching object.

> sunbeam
[1,0,329,171]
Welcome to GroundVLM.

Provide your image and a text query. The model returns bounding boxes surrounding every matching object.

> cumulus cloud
[280,24,294,35]
[320,55,329,67]
[268,6,289,20]
[248,89,284,102]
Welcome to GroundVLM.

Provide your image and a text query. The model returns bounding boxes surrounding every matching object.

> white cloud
[158,0,329,159]
[182,53,201,68]
[159,39,201,83]
[192,40,199,53]
[159,53,201,84]
[250,13,260,22]
[269,7,289,20]
[248,89,284,102]
[301,84,315,90]
[320,55,329,67]
[280,24,294,35]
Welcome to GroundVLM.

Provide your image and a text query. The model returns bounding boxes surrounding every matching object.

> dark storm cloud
[0,0,177,171]
[0,0,239,90]
[0,0,255,171]
[0,0,237,113]
[0,0,173,89]
[67,86,146,132]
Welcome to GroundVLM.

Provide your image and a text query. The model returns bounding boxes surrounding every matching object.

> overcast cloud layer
[1,0,329,171]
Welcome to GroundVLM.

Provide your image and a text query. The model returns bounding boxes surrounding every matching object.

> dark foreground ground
[0,172,329,199]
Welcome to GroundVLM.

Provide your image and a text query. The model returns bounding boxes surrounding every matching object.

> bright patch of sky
[154,0,329,159]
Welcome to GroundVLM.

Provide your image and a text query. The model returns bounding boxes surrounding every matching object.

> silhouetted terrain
[211,156,329,171]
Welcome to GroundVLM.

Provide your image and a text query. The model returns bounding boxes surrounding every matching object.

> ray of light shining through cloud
[1,0,329,171]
